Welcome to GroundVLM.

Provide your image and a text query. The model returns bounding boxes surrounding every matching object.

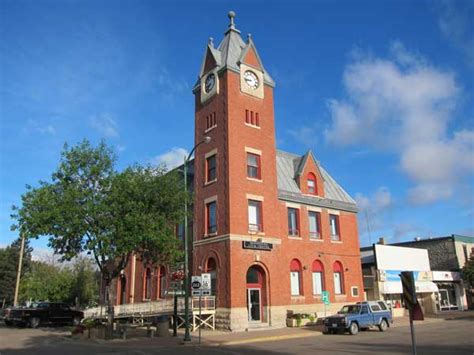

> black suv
[4,302,83,328]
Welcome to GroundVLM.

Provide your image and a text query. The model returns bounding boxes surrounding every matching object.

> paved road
[0,318,473,354]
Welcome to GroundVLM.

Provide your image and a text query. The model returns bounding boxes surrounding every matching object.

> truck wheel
[4,320,13,326]
[378,319,388,332]
[29,317,40,328]
[349,322,359,335]
[72,317,81,326]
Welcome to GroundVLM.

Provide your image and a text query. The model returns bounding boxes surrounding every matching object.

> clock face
[205,73,216,93]
[243,70,259,90]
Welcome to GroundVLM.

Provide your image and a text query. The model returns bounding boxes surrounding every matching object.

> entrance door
[247,288,261,321]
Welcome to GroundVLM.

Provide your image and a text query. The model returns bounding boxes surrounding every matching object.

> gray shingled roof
[276,150,358,212]
[194,20,275,91]
[182,150,357,213]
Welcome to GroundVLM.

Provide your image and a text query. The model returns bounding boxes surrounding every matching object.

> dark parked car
[4,302,83,328]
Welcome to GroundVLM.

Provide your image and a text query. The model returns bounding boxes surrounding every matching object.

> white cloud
[89,113,119,138]
[26,119,56,135]
[150,147,188,170]
[325,42,473,204]
[355,186,392,213]
[288,125,319,146]
[436,0,474,67]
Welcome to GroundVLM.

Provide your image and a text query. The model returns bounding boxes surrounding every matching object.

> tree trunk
[105,278,116,339]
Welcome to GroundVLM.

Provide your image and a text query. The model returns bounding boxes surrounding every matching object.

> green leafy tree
[19,257,99,307]
[12,140,186,337]
[20,261,74,302]
[0,238,32,307]
[69,257,100,308]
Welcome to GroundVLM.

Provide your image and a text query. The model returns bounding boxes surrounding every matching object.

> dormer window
[307,173,317,195]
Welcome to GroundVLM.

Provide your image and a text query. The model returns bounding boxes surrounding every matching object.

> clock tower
[192,11,281,329]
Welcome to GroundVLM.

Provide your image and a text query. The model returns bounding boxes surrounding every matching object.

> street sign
[191,276,202,289]
[322,291,330,305]
[166,290,185,296]
[201,273,211,290]
[192,290,202,297]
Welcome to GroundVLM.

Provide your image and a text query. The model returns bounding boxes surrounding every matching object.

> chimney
[378,237,385,245]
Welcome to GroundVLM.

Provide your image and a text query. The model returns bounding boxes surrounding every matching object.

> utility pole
[13,234,25,306]
[183,136,211,342]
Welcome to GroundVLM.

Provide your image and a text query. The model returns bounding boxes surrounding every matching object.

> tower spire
[228,11,236,30]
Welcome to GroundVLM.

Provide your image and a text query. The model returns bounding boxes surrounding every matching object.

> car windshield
[339,305,361,314]
[30,302,49,309]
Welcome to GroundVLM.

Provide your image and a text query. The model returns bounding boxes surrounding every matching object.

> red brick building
[116,12,364,331]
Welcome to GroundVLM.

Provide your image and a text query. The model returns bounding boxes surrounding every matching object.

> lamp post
[183,136,211,342]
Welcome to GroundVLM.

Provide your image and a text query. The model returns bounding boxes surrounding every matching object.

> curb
[219,331,323,346]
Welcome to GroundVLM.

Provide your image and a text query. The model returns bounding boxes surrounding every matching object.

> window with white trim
[329,214,340,241]
[288,208,299,236]
[248,200,263,233]
[308,211,321,239]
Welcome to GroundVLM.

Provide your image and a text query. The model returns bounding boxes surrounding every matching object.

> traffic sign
[192,290,202,297]
[322,291,330,305]
[191,276,202,289]
[201,273,211,290]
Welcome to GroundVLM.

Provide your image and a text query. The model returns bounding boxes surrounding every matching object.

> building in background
[361,235,473,315]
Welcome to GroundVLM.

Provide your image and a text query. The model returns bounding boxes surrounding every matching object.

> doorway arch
[246,265,267,323]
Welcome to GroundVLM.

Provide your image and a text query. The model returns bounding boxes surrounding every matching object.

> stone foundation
[214,302,349,332]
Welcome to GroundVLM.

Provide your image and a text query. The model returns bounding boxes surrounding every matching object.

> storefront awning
[381,281,439,294]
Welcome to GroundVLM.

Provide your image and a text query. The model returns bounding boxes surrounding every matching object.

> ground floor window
[290,259,302,296]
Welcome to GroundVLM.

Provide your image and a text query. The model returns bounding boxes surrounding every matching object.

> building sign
[432,271,461,281]
[242,240,273,251]
[379,270,432,282]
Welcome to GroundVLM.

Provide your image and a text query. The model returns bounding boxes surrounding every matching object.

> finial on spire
[228,11,236,29]
[208,37,214,47]
[247,33,252,42]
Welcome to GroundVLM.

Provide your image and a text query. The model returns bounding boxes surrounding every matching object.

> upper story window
[247,153,261,179]
[206,154,217,182]
[206,201,217,235]
[206,112,216,131]
[307,173,317,195]
[308,211,321,239]
[287,208,299,237]
[245,109,260,127]
[248,200,263,233]
[329,214,340,241]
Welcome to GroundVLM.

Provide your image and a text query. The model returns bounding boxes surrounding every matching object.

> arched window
[307,173,317,195]
[119,275,127,305]
[290,259,302,296]
[206,258,217,297]
[312,260,324,295]
[333,261,344,295]
[158,266,166,299]
[144,268,152,300]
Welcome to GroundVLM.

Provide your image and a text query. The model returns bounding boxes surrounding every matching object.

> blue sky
[1,0,473,255]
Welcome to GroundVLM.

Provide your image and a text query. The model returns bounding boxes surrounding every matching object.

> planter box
[286,318,317,327]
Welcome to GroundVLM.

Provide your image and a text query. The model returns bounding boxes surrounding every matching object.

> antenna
[364,209,372,246]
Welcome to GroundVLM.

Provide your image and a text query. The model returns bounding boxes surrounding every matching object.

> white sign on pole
[191,276,202,289]
[192,290,202,296]
[201,273,211,290]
